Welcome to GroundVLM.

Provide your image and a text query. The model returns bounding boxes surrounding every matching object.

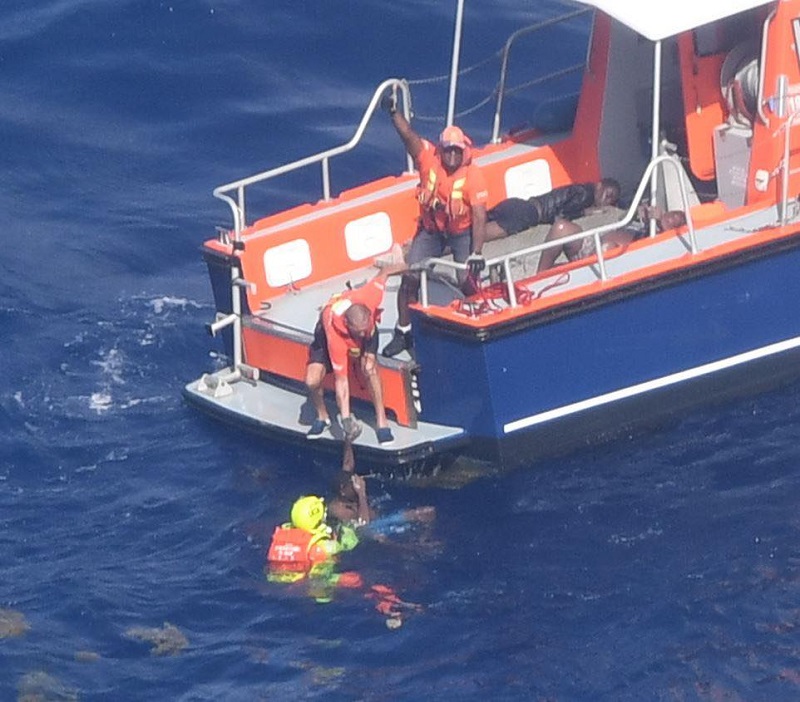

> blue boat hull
[413,237,800,466]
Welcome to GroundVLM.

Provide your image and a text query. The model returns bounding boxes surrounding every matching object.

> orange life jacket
[267,525,332,568]
[418,166,471,234]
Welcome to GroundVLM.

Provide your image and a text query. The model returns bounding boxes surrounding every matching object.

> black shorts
[307,320,379,372]
[487,198,540,236]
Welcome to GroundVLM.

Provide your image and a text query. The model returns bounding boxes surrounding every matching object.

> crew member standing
[381,91,489,358]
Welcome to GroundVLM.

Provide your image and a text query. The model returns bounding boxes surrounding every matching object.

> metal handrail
[213,79,414,239]
[780,108,800,225]
[756,9,776,126]
[491,8,592,143]
[418,155,697,309]
[213,11,592,238]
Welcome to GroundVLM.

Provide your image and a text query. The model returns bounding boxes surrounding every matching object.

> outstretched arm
[342,437,355,473]
[373,261,408,279]
[351,474,371,526]
[389,110,424,162]
[334,374,351,422]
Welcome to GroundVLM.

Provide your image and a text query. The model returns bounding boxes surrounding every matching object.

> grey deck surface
[526,205,786,296]
[184,371,464,452]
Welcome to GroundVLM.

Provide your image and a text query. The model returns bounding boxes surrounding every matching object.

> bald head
[344,303,372,339]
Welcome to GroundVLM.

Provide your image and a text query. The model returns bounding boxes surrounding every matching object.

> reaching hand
[380,90,397,115]
[466,253,486,278]
[341,416,363,441]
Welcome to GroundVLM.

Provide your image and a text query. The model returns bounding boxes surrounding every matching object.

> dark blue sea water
[2,1,800,700]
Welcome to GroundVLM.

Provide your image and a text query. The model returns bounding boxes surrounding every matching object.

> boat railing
[756,8,776,126]
[490,7,592,143]
[213,10,592,238]
[779,105,800,225]
[212,79,415,238]
[418,155,697,310]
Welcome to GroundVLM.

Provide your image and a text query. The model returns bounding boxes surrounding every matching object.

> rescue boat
[184,0,800,473]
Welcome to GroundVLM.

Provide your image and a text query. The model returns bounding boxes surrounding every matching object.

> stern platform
[183,371,467,468]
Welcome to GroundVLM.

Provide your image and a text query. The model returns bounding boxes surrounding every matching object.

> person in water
[266,492,362,602]
[536,205,688,273]
[327,438,373,527]
[266,439,424,623]
[305,263,405,444]
[327,437,436,536]
[483,179,621,241]
[380,90,490,358]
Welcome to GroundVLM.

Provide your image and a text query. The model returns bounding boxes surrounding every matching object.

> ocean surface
[2,1,799,700]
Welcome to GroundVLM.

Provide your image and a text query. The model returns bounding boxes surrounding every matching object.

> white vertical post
[321,156,331,201]
[446,0,466,127]
[649,40,662,237]
[231,263,242,368]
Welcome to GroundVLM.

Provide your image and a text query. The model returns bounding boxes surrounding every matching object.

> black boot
[381,328,412,358]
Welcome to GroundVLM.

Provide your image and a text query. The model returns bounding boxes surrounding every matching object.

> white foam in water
[75,464,98,473]
[148,296,201,314]
[92,347,126,386]
[608,526,664,546]
[90,391,112,413]
[63,331,88,349]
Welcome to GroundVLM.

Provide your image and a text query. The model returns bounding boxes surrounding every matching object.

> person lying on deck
[305,263,405,444]
[536,206,688,273]
[484,178,621,241]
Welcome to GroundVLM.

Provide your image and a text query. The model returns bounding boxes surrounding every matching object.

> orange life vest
[267,525,332,568]
[418,167,471,234]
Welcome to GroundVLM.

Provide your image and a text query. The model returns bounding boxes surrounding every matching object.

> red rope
[452,272,570,318]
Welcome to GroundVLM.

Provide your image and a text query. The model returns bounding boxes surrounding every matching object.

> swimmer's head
[291,495,326,532]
